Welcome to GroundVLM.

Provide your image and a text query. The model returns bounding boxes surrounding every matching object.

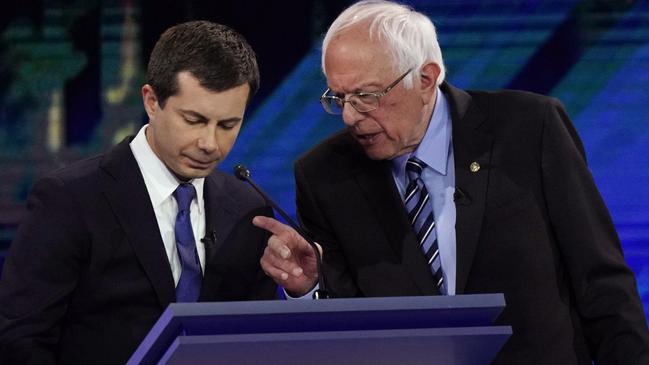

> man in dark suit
[254,1,649,364]
[0,21,276,364]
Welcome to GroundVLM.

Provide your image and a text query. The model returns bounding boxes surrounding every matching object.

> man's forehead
[324,30,395,77]
[326,28,384,57]
[324,56,399,93]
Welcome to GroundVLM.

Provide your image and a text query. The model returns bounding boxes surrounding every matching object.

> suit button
[469,162,480,173]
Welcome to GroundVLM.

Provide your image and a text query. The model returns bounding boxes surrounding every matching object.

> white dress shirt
[129,125,206,286]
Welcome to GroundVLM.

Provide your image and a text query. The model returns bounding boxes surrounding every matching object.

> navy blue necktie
[173,183,202,302]
[404,157,446,294]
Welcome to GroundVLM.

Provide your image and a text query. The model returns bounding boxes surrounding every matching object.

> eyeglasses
[320,68,412,115]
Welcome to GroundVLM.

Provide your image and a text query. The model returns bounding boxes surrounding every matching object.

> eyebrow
[329,81,384,95]
[177,109,242,124]
[218,117,243,124]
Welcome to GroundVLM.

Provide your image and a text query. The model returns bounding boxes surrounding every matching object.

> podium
[128,294,511,365]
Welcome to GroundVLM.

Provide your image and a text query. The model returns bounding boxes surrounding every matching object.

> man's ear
[141,84,159,120]
[419,62,441,103]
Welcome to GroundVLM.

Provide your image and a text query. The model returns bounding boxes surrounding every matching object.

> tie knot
[174,183,196,212]
[406,156,426,180]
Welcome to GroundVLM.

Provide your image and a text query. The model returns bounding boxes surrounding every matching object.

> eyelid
[330,91,377,100]
[181,113,205,122]
[355,91,379,97]
[184,116,201,123]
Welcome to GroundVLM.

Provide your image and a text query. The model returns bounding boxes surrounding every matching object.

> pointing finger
[252,216,296,236]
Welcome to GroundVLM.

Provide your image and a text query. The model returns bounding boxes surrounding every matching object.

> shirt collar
[129,124,205,214]
[392,87,452,176]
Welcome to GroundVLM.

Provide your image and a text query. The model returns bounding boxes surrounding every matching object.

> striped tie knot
[405,156,426,180]
[404,157,426,204]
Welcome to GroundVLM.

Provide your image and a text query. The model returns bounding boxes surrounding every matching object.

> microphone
[234,164,330,299]
[200,230,217,245]
[453,187,471,205]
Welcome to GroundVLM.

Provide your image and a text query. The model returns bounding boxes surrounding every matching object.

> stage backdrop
[1,0,648,317]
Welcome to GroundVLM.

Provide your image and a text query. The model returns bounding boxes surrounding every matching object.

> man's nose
[341,102,364,127]
[197,130,220,155]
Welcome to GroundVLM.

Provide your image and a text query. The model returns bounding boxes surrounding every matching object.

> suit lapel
[200,172,240,298]
[202,172,240,255]
[99,139,176,307]
[353,159,439,295]
[443,83,493,294]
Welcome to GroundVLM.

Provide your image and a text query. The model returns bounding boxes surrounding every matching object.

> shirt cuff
[283,284,319,300]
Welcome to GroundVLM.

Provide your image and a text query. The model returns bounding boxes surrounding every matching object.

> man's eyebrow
[329,81,384,95]
[178,109,208,120]
[218,117,243,124]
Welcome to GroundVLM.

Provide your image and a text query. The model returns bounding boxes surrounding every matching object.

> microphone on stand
[234,164,330,299]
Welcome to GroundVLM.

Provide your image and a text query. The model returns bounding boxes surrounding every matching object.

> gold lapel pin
[469,162,480,173]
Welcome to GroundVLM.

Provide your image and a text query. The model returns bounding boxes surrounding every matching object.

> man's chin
[174,166,215,181]
[360,142,415,161]
[359,144,396,161]
[189,167,214,178]
[352,136,397,161]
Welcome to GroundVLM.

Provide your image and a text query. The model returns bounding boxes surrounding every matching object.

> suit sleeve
[246,205,280,300]
[0,176,87,365]
[541,98,649,364]
[294,160,362,298]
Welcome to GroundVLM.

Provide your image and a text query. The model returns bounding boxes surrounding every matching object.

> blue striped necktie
[404,156,446,294]
[173,183,202,302]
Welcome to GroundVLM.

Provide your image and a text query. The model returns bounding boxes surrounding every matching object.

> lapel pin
[469,162,480,173]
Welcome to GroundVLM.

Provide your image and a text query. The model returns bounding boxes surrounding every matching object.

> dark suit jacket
[294,82,649,364]
[0,138,276,365]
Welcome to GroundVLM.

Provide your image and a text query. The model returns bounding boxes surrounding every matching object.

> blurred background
[1,0,648,316]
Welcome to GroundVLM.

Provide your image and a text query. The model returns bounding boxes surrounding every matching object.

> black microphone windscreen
[234,164,250,180]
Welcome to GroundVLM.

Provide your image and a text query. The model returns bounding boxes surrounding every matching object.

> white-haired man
[253,1,649,363]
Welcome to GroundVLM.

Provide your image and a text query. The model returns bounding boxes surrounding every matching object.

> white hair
[322,0,446,88]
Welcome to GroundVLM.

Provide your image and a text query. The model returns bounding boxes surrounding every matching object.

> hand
[253,216,320,297]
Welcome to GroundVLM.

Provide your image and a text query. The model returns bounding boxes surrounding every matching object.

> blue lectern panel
[128,294,508,365]
[161,327,511,365]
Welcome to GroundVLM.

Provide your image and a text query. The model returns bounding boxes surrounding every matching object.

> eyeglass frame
[319,68,413,115]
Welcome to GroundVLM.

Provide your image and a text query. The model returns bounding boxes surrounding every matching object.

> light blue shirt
[391,89,457,295]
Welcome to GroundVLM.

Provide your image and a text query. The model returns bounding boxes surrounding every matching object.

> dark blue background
[1,0,648,319]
